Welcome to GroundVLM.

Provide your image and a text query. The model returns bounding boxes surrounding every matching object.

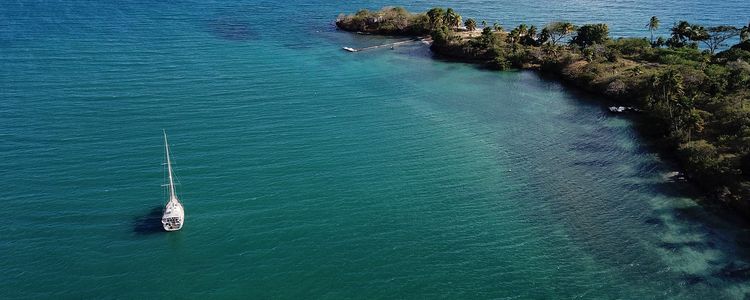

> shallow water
[2,0,750,298]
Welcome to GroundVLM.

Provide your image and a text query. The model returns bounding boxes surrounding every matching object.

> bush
[731,40,750,52]
[605,79,628,96]
[336,7,432,35]
[507,47,536,67]
[678,140,722,177]
[715,48,750,63]
[642,47,707,66]
[492,53,512,70]
[609,37,652,57]
[703,64,729,95]
[571,24,609,47]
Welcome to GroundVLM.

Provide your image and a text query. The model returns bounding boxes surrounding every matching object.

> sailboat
[161,131,185,231]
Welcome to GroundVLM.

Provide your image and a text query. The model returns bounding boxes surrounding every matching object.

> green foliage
[336,7,432,35]
[715,48,750,63]
[524,25,539,46]
[493,23,503,32]
[667,21,705,48]
[426,7,445,30]
[732,40,750,52]
[431,25,453,46]
[647,16,660,44]
[641,47,707,66]
[479,26,497,47]
[703,64,729,95]
[647,68,686,130]
[464,18,477,31]
[582,46,595,62]
[605,47,620,62]
[572,24,609,47]
[507,24,527,44]
[544,22,576,45]
[678,140,722,176]
[701,26,742,54]
[492,53,512,70]
[609,38,652,57]
[444,8,462,29]
[727,60,750,90]
[409,14,431,33]
[653,36,666,48]
[538,27,551,45]
[507,47,536,67]
[742,22,750,42]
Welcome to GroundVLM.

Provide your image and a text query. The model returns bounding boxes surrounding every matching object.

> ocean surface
[2,0,750,298]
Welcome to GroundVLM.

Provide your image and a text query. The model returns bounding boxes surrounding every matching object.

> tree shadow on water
[133,206,164,235]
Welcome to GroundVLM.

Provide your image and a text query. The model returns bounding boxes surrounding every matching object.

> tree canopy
[700,26,741,54]
[444,8,462,29]
[571,24,609,47]
[426,7,445,30]
[647,16,660,44]
[465,18,477,31]
[544,22,576,46]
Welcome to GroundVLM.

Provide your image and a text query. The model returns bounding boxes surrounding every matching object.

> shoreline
[336,7,750,219]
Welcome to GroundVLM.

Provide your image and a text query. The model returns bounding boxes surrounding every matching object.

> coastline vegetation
[336,7,750,217]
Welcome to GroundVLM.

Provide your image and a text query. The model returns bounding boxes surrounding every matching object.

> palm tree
[426,8,445,30]
[453,14,462,29]
[465,18,477,32]
[647,16,660,44]
[668,21,705,47]
[526,25,538,45]
[538,27,551,45]
[517,24,528,36]
[444,8,460,29]
[544,22,576,46]
[684,108,705,142]
[669,21,689,46]
[493,22,503,32]
[649,69,685,131]
[507,28,521,44]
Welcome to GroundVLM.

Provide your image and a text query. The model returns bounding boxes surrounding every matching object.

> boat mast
[164,130,177,201]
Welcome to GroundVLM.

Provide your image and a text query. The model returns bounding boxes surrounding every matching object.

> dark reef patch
[680,273,707,286]
[208,16,257,41]
[716,262,750,282]
[571,159,614,168]
[644,217,665,226]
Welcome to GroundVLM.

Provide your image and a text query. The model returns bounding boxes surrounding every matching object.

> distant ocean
[2,0,750,298]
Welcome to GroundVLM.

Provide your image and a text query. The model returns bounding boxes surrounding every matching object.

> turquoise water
[2,0,750,298]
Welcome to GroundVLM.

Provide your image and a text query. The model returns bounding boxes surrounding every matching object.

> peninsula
[337,7,750,217]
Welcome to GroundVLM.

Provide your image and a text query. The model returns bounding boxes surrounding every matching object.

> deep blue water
[2,0,750,298]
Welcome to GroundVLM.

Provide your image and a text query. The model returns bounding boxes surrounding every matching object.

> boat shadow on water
[132,206,164,235]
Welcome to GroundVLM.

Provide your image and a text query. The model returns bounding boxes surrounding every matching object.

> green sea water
[2,0,750,298]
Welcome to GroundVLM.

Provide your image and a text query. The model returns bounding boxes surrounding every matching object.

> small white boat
[161,131,184,231]
[342,47,358,52]
[608,106,641,113]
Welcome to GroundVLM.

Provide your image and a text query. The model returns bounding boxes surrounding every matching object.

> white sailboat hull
[162,198,184,231]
